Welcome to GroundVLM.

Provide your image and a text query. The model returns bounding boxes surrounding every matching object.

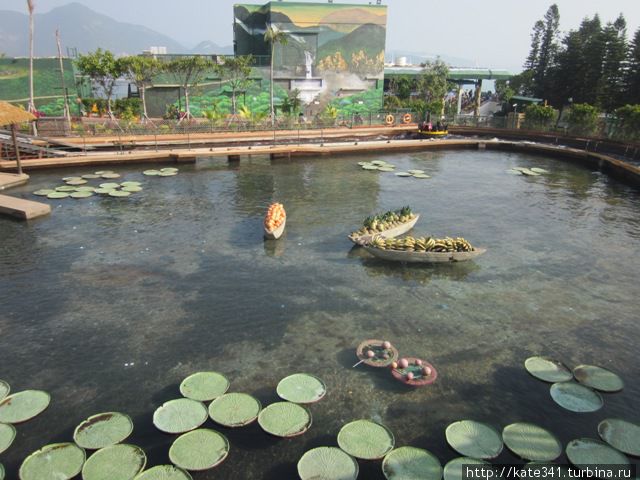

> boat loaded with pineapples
[348,206,419,246]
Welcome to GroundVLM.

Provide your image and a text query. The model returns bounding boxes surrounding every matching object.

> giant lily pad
[122,186,143,193]
[257,402,312,438]
[81,443,146,480]
[143,170,161,176]
[598,418,640,456]
[19,443,86,480]
[65,179,88,186]
[549,382,603,412]
[530,168,549,174]
[82,174,101,179]
[378,167,396,172]
[159,171,177,177]
[134,465,193,480]
[48,192,70,199]
[382,446,442,480]
[524,357,573,383]
[62,176,82,181]
[395,172,412,177]
[276,373,326,404]
[121,181,142,187]
[99,183,120,189]
[101,173,121,179]
[108,190,131,198]
[70,191,94,199]
[153,398,208,434]
[33,189,55,196]
[179,372,229,401]
[412,173,431,179]
[169,429,229,471]
[362,164,378,171]
[0,462,3,480]
[337,419,395,460]
[94,188,114,195]
[573,365,624,392]
[73,412,134,450]
[161,168,178,173]
[407,169,425,175]
[55,186,77,192]
[208,393,261,427]
[75,186,96,192]
[0,390,50,423]
[443,457,489,480]
[298,446,359,480]
[566,438,629,468]
[0,381,8,401]
[445,420,503,459]
[502,423,562,461]
[0,423,16,454]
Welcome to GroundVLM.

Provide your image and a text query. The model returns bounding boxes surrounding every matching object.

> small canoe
[355,339,399,368]
[418,130,449,137]
[391,357,438,387]
[349,214,420,246]
[264,217,286,240]
[363,245,486,263]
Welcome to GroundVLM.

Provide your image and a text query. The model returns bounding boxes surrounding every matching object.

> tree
[119,55,162,122]
[525,4,560,99]
[166,55,213,121]
[416,59,450,116]
[599,15,627,112]
[215,55,254,115]
[26,0,37,134]
[76,49,123,118]
[264,25,288,126]
[626,28,640,104]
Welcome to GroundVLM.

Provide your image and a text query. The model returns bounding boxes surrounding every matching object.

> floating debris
[153,398,208,434]
[382,446,442,480]
[73,412,134,450]
[0,423,16,454]
[565,438,629,468]
[445,420,503,459]
[276,373,326,404]
[297,446,359,480]
[337,419,395,460]
[0,390,50,423]
[573,365,624,392]
[597,418,640,456]
[502,423,562,461]
[179,372,229,402]
[549,382,603,413]
[208,393,261,428]
[169,428,229,471]
[524,356,573,383]
[258,402,312,438]
[19,443,85,480]
[81,443,146,480]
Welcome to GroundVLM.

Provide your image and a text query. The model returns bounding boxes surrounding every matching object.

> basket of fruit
[355,339,399,368]
[390,357,437,387]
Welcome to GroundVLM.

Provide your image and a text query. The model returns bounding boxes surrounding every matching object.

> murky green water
[1,150,639,478]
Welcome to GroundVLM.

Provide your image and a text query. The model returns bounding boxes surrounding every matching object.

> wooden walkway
[0,193,50,220]
[0,172,29,190]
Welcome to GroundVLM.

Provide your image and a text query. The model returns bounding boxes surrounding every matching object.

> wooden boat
[418,129,449,137]
[264,217,286,240]
[391,357,438,387]
[349,214,420,246]
[363,245,486,263]
[355,339,399,368]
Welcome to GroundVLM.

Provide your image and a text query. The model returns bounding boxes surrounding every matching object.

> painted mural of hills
[318,23,386,60]
[319,7,386,33]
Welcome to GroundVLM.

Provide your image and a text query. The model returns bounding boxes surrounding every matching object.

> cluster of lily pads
[358,161,431,179]
[506,166,549,176]
[32,171,143,199]
[142,167,179,177]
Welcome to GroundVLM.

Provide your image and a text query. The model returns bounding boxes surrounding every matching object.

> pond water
[1,150,639,479]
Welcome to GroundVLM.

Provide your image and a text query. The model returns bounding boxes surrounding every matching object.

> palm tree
[26,0,37,135]
[264,25,288,126]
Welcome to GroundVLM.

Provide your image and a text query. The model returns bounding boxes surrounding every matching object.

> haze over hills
[0,2,232,57]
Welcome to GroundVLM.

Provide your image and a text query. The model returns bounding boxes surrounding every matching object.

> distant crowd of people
[419,119,448,132]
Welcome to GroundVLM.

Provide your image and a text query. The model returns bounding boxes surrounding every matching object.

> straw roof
[0,101,36,126]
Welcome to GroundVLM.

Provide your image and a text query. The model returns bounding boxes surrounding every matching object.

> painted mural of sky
[2,0,640,71]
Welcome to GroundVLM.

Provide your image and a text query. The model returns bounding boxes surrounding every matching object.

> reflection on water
[1,150,639,478]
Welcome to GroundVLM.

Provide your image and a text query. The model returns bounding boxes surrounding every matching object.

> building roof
[511,95,543,103]
[0,101,36,126]
[384,66,514,81]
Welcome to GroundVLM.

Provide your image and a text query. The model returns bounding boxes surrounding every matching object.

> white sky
[3,0,640,71]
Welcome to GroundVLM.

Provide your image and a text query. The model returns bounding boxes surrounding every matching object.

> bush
[613,104,640,142]
[566,103,599,135]
[523,104,556,130]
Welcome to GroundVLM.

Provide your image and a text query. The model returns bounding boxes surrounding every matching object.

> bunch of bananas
[371,235,474,253]
[349,206,415,239]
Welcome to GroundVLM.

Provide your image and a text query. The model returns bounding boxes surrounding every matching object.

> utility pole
[56,29,71,132]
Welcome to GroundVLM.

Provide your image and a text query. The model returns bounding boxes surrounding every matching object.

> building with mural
[234,1,387,117]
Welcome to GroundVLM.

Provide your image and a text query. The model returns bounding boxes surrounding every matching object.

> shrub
[566,103,599,135]
[523,104,557,130]
[613,104,640,142]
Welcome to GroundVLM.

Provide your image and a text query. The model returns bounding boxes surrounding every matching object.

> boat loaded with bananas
[348,206,419,246]
[364,235,486,263]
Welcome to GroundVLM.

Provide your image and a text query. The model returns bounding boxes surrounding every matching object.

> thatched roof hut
[0,101,36,126]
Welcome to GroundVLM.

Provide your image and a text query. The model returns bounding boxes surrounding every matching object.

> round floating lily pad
[169,429,229,471]
[371,161,388,166]
[75,186,96,192]
[412,173,431,179]
[122,186,142,193]
[70,191,94,199]
[566,438,629,468]
[82,443,146,480]
[161,167,178,172]
[143,170,161,176]
[502,423,562,461]
[0,463,3,480]
[395,172,412,177]
[179,372,229,402]
[120,181,141,187]
[99,183,120,189]
[598,418,640,456]
[153,398,208,434]
[573,365,624,392]
[62,176,82,181]
[362,165,379,171]
[258,402,312,438]
[101,173,121,179]
[82,174,101,179]
[378,166,396,172]
[525,357,573,383]
[382,446,442,480]
[549,382,603,413]
[33,189,55,196]
[73,412,134,450]
[357,162,368,166]
[65,179,87,185]
[159,171,177,177]
[443,458,489,480]
[134,465,193,480]
[0,423,16,454]
[521,168,541,176]
[55,186,77,192]
[407,169,425,174]
[506,169,524,175]
[109,190,132,197]
[445,420,503,459]
[530,168,549,174]
[0,381,8,401]
[94,188,114,195]
[298,447,359,480]
[337,419,395,460]
[276,373,326,404]
[48,191,70,199]
[95,171,113,175]
[0,390,50,423]
[19,443,86,480]
[208,393,261,427]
